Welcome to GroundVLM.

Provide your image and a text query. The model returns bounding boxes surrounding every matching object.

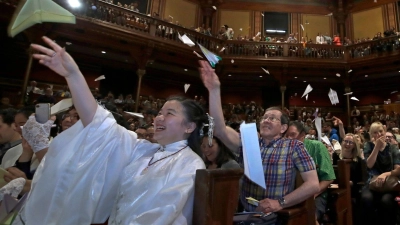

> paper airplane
[51,98,73,115]
[343,92,353,95]
[302,84,313,98]
[197,43,222,68]
[391,91,398,94]
[351,96,359,101]
[305,94,308,100]
[348,69,352,73]
[261,13,264,17]
[219,47,225,52]
[193,51,203,58]
[255,32,261,37]
[321,135,334,150]
[300,24,304,31]
[180,34,195,47]
[336,73,341,77]
[94,75,105,81]
[328,88,339,105]
[212,5,216,10]
[124,111,144,118]
[184,84,190,93]
[261,67,269,74]
[8,0,76,37]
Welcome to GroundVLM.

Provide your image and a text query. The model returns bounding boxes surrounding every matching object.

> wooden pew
[328,159,353,225]
[276,171,315,225]
[192,168,243,225]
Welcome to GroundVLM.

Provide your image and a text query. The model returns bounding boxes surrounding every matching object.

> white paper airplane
[348,69,352,73]
[94,75,105,81]
[124,111,144,118]
[180,34,195,47]
[351,97,359,101]
[328,88,339,105]
[306,94,309,100]
[193,51,203,58]
[51,98,73,115]
[8,0,75,37]
[343,92,353,95]
[212,5,216,10]
[261,67,269,74]
[184,84,190,93]
[219,47,225,52]
[300,24,304,31]
[261,13,264,17]
[302,84,313,98]
[336,73,341,77]
[197,43,222,68]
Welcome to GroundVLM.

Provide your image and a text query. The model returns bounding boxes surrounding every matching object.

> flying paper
[343,92,353,95]
[168,15,173,19]
[239,28,243,31]
[306,94,308,100]
[302,84,313,98]
[231,59,234,64]
[261,67,269,74]
[95,75,105,81]
[351,97,359,101]
[391,91,398,94]
[328,88,339,105]
[193,51,203,58]
[180,34,195,47]
[184,84,190,93]
[219,47,225,52]
[124,111,144,118]
[8,0,76,37]
[348,69,352,73]
[261,13,264,17]
[336,73,341,77]
[300,24,304,31]
[51,98,73,115]
[197,43,222,68]
[212,5,216,10]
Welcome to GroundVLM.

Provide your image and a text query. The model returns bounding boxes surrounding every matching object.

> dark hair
[288,121,307,134]
[167,96,207,155]
[0,108,17,126]
[323,122,333,128]
[264,106,289,125]
[202,135,236,167]
[16,106,35,120]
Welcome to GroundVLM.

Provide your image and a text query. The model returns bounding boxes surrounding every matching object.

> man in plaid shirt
[199,60,319,213]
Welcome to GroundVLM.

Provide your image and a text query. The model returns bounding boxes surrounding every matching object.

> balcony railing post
[149,21,157,36]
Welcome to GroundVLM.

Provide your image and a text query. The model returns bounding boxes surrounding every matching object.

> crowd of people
[1,36,400,225]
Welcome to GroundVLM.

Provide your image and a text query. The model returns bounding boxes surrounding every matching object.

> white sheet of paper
[184,84,190,93]
[240,122,266,189]
[328,88,339,105]
[391,91,398,94]
[306,94,308,100]
[51,98,73,115]
[94,75,105,81]
[219,47,225,52]
[300,24,304,31]
[124,111,144,118]
[302,84,313,98]
[321,135,333,149]
[315,117,322,141]
[336,73,341,77]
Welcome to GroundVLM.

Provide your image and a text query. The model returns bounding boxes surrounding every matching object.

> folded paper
[51,98,73,115]
[184,84,190,93]
[193,51,203,58]
[180,34,195,47]
[124,111,144,118]
[95,75,105,81]
[302,84,313,98]
[197,43,222,68]
[350,96,359,101]
[343,92,353,95]
[328,88,339,105]
[261,67,269,74]
[8,0,76,37]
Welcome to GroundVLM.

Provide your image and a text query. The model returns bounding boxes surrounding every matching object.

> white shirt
[14,106,205,225]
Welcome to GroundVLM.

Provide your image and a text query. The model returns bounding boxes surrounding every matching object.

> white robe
[14,106,205,225]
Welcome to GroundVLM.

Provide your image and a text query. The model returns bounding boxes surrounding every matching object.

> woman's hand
[375,135,386,151]
[4,167,27,183]
[375,172,391,187]
[332,116,343,126]
[198,60,221,91]
[31,36,80,78]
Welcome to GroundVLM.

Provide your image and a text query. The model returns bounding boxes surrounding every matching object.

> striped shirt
[237,137,315,211]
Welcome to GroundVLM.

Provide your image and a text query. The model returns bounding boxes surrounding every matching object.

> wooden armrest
[277,206,306,217]
[329,188,347,197]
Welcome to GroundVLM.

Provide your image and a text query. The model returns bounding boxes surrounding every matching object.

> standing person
[360,122,400,225]
[198,60,319,214]
[15,36,207,225]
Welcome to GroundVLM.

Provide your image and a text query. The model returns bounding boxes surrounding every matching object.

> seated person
[286,121,335,225]
[36,88,56,105]
[199,60,319,214]
[201,132,240,169]
[0,108,22,168]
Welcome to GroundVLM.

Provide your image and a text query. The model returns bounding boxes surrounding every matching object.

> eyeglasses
[261,116,281,123]
[343,140,354,145]
[386,136,394,139]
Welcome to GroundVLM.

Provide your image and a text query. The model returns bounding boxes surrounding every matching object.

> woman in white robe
[13,37,206,225]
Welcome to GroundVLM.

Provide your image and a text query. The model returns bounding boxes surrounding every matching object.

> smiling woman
[201,134,240,169]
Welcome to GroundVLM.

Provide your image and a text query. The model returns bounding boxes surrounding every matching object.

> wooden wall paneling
[345,15,352,40]
[219,2,330,15]
[383,3,397,30]
[291,13,300,40]
[351,0,397,13]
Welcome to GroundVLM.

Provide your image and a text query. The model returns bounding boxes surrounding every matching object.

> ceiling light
[365,75,368,77]
[101,51,106,54]
[323,77,326,79]
[294,77,297,79]
[184,69,188,71]
[66,42,72,45]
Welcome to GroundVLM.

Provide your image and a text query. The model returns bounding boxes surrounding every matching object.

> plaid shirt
[238,137,315,211]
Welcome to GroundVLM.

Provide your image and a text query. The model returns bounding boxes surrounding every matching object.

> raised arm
[332,116,345,140]
[31,36,97,126]
[365,136,386,168]
[198,60,241,151]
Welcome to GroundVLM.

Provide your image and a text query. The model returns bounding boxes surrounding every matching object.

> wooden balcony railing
[3,0,400,63]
